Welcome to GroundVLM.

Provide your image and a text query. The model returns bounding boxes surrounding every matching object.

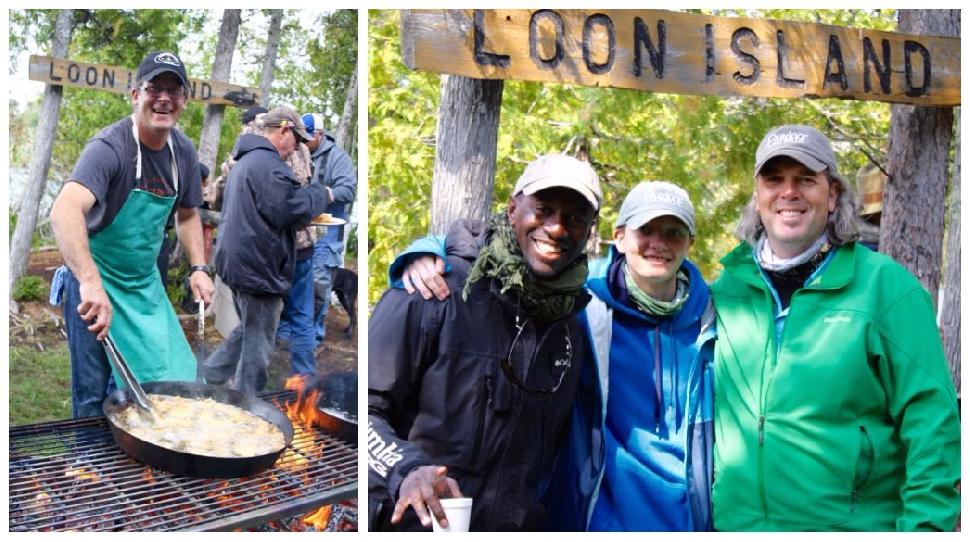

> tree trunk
[430,75,504,235]
[259,10,284,107]
[879,9,959,308]
[335,63,358,257]
[941,116,960,393]
[9,9,74,309]
[197,9,242,174]
[334,62,357,156]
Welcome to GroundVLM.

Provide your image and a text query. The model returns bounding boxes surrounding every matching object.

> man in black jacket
[368,154,602,531]
[203,106,330,393]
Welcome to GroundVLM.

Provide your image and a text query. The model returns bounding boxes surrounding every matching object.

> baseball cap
[136,51,188,88]
[301,113,325,135]
[262,106,312,143]
[615,181,696,236]
[754,124,849,186]
[242,106,268,125]
[512,154,602,211]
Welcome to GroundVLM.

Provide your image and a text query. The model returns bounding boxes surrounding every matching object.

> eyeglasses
[500,316,572,396]
[141,83,187,99]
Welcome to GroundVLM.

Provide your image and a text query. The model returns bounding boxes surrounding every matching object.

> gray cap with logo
[754,124,849,186]
[615,181,696,236]
[513,154,603,211]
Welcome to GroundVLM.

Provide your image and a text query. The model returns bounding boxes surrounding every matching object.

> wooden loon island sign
[401,9,960,106]
[29,55,260,107]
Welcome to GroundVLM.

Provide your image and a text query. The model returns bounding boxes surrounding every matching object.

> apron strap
[131,116,179,194]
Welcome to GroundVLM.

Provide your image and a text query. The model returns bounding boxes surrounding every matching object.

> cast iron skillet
[103,381,294,479]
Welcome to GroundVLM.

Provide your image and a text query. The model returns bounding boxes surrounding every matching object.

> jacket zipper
[757,413,767,523]
[756,283,780,524]
[469,376,491,467]
[653,326,662,433]
[851,425,874,510]
[755,284,804,524]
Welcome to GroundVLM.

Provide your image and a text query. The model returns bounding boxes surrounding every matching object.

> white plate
[309,216,347,227]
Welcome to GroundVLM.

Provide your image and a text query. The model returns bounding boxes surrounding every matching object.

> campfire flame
[283,376,344,530]
[64,467,98,482]
[283,375,332,429]
[302,505,333,530]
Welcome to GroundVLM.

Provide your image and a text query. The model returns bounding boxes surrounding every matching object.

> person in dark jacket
[202,106,329,393]
[368,154,602,531]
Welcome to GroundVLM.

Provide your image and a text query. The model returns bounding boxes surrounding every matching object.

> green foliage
[271,10,357,124]
[9,343,72,425]
[368,10,441,299]
[9,9,358,263]
[8,104,39,168]
[166,256,188,308]
[368,9,897,305]
[9,209,47,248]
[12,275,46,302]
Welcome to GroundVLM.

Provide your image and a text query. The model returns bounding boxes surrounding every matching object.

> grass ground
[9,342,72,425]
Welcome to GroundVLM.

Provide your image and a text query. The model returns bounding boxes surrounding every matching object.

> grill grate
[9,390,357,531]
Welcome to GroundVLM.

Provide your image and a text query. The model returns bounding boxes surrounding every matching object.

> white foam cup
[431,497,473,532]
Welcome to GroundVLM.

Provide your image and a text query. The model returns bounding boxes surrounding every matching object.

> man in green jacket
[710,124,961,531]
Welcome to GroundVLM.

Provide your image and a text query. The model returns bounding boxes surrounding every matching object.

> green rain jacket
[710,241,960,531]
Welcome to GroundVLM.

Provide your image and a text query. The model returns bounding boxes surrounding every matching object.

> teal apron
[89,118,196,387]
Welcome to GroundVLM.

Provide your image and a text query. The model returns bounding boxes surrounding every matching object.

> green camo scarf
[624,265,690,317]
[463,213,588,324]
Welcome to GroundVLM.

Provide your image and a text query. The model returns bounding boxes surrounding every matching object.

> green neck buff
[463,212,588,324]
[624,264,690,317]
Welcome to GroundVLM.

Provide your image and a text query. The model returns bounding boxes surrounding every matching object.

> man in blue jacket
[394,181,714,531]
[203,106,330,393]
[302,113,357,346]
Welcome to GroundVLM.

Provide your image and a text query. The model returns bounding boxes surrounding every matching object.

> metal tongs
[103,334,155,419]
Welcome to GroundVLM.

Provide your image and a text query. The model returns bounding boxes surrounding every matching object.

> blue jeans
[277,255,317,376]
[51,266,117,418]
[202,289,283,394]
[312,263,335,345]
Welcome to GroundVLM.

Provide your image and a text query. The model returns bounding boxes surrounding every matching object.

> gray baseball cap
[513,154,602,211]
[615,181,696,236]
[261,106,312,143]
[754,124,849,186]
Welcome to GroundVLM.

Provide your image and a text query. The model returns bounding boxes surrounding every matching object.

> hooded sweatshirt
[542,247,715,531]
[310,133,357,267]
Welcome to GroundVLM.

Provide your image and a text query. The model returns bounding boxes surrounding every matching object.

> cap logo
[153,52,181,67]
[765,131,807,148]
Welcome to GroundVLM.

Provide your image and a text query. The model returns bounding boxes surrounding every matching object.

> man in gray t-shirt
[49,50,215,417]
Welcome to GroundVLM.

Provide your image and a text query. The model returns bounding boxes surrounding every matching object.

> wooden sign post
[402,9,960,106]
[28,55,260,107]
[400,9,961,236]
